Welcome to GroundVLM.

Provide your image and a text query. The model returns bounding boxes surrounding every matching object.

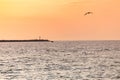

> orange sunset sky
[0,0,120,40]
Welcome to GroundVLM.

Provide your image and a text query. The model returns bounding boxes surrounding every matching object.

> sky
[0,0,120,40]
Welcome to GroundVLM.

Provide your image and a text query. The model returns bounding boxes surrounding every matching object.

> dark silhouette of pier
[0,37,53,42]
[0,39,50,42]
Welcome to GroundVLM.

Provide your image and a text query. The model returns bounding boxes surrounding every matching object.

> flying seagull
[84,12,93,16]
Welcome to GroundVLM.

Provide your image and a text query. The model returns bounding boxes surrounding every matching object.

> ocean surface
[0,41,120,80]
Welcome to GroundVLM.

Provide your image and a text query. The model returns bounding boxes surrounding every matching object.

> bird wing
[84,12,93,16]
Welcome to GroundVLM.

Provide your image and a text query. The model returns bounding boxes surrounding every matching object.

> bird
[84,12,93,16]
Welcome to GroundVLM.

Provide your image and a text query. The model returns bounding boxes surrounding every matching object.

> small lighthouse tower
[39,36,41,40]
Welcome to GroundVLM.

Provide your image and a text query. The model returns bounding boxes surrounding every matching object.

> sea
[0,41,120,80]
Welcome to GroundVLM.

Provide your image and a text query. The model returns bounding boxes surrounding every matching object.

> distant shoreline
[0,39,53,42]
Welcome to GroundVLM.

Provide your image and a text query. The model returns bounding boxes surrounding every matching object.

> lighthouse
[39,36,41,40]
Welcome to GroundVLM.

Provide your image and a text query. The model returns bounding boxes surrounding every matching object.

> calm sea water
[0,41,120,80]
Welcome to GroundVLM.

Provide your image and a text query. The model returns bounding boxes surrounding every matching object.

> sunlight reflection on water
[0,41,120,80]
